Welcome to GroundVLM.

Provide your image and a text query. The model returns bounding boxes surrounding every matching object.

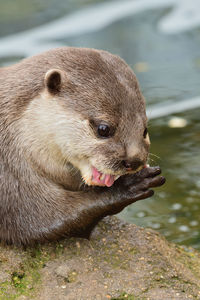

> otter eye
[98,124,111,138]
[143,128,148,138]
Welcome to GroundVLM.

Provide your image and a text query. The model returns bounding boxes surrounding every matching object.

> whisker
[148,157,155,162]
[79,180,87,190]
[147,121,153,128]
[147,157,155,165]
[149,152,161,160]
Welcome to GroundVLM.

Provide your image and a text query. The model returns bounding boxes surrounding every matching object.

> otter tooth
[100,174,105,181]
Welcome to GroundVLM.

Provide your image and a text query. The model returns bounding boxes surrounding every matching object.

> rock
[17,296,29,300]
[0,216,200,299]
[0,270,10,282]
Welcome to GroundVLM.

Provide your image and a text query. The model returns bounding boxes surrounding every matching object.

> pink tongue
[92,167,115,187]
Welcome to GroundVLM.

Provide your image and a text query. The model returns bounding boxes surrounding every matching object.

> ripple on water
[136,211,146,218]
[179,225,190,232]
[190,220,198,227]
[171,203,182,210]
[168,217,176,224]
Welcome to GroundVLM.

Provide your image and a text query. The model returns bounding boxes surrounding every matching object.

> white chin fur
[73,159,92,185]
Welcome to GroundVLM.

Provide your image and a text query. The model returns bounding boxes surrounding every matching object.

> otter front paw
[107,166,165,215]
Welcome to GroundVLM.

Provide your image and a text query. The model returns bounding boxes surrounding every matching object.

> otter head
[39,48,150,187]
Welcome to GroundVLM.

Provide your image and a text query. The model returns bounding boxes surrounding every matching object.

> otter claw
[136,166,162,179]
[117,166,164,187]
[142,175,166,190]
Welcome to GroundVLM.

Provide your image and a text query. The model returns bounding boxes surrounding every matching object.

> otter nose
[122,158,144,171]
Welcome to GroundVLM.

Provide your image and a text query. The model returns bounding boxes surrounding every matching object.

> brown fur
[0,47,163,245]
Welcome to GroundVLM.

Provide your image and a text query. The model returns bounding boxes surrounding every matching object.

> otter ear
[44,69,63,94]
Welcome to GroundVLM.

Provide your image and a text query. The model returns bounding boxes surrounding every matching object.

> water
[0,0,200,248]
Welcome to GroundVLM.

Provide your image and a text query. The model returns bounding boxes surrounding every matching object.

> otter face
[26,48,150,187]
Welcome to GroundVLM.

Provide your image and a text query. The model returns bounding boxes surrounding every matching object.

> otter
[0,47,165,245]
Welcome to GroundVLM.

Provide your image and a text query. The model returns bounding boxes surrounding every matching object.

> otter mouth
[90,164,150,187]
[81,163,149,188]
[91,166,119,187]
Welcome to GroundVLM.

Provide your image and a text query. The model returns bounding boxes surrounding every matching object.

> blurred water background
[0,0,200,248]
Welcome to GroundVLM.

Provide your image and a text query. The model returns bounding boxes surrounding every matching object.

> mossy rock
[0,216,200,299]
